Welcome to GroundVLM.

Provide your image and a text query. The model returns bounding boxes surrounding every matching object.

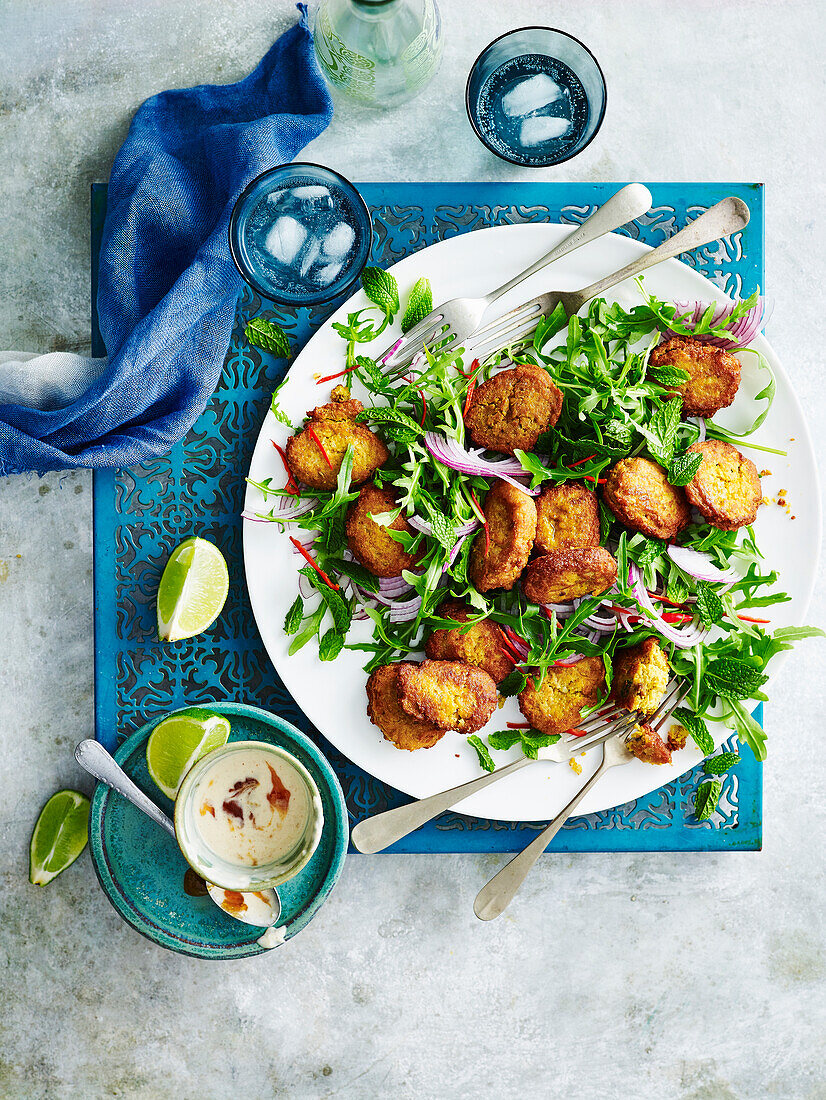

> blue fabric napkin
[0,4,332,475]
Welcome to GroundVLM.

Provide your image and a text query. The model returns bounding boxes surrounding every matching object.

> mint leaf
[361,266,399,318]
[520,731,561,759]
[629,535,665,569]
[694,778,723,821]
[641,397,682,466]
[695,581,725,627]
[674,708,715,754]
[318,628,345,662]
[705,657,768,701]
[467,734,496,773]
[301,568,352,634]
[704,751,740,775]
[487,730,523,751]
[423,504,456,552]
[284,595,304,636]
[354,355,386,391]
[329,558,380,594]
[401,278,433,333]
[648,362,690,387]
[668,450,703,487]
[245,317,291,359]
[498,670,527,697]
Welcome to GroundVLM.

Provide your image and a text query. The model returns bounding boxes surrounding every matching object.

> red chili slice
[305,425,334,468]
[289,536,340,591]
[271,441,300,495]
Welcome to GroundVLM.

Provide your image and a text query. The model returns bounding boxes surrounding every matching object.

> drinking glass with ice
[229,164,372,306]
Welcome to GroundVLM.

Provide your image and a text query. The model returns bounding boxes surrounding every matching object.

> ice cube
[519,114,571,147]
[501,74,563,117]
[298,237,322,278]
[315,261,344,287]
[290,185,332,203]
[322,222,356,259]
[264,216,307,265]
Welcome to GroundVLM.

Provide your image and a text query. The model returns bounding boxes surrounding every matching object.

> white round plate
[244,222,820,822]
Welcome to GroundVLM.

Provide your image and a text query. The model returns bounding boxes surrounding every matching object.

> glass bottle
[314,0,443,108]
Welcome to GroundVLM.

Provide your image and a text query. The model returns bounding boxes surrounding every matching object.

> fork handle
[570,196,750,309]
[473,752,611,921]
[351,755,533,854]
[483,183,653,307]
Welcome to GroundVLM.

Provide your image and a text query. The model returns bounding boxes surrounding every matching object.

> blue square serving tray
[92,180,763,852]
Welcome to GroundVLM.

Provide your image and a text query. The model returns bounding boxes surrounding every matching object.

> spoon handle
[75,739,177,838]
[485,183,653,306]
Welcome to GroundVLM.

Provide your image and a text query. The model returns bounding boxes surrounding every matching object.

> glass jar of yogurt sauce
[174,742,323,891]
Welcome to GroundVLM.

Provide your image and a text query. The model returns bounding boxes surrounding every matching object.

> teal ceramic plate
[88,702,348,959]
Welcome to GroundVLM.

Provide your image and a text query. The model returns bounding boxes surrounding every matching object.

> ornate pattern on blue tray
[92,182,763,852]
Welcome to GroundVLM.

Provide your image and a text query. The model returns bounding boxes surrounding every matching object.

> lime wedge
[146,708,231,800]
[29,789,90,886]
[157,536,229,642]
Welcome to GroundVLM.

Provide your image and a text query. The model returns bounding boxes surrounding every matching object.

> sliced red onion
[629,563,709,647]
[378,336,403,366]
[543,601,576,615]
[551,654,584,667]
[298,573,314,600]
[687,416,706,443]
[379,574,414,596]
[242,510,274,523]
[407,515,432,536]
[666,546,740,583]
[668,297,769,350]
[387,594,423,622]
[424,432,539,496]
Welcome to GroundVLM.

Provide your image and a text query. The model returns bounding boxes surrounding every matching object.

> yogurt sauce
[192,749,311,868]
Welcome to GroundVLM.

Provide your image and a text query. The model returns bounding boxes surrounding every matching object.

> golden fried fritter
[518,655,606,737]
[610,637,670,716]
[522,547,618,605]
[346,485,423,578]
[667,724,690,752]
[424,600,514,684]
[626,724,672,765]
[366,663,446,751]
[464,364,563,455]
[286,389,389,491]
[397,660,497,734]
[534,481,600,553]
[469,481,537,593]
[684,439,761,531]
[603,456,691,540]
[650,335,741,418]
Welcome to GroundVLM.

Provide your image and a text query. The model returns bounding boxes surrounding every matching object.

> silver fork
[462,196,750,365]
[377,183,653,373]
[473,679,691,921]
[351,680,681,855]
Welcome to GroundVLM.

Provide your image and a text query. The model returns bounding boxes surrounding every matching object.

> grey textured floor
[1,2,825,1097]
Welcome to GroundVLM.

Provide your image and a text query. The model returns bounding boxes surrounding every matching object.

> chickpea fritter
[346,485,423,578]
[684,439,761,531]
[522,547,618,605]
[650,335,741,419]
[469,481,537,593]
[366,663,446,751]
[626,724,672,765]
[398,660,497,734]
[285,389,389,491]
[424,601,514,684]
[518,655,606,737]
[603,456,691,540]
[667,724,690,752]
[464,364,563,455]
[610,637,670,716]
[534,481,600,554]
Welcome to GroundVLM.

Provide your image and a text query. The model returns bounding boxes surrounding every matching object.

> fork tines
[561,679,691,758]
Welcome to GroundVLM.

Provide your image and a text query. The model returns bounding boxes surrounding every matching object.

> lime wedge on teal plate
[157,536,229,642]
[146,708,231,800]
[29,789,90,886]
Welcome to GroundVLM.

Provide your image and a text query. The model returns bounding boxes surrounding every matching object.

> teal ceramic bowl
[88,702,348,959]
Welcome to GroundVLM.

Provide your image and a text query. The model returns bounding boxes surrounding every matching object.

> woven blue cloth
[0,4,332,475]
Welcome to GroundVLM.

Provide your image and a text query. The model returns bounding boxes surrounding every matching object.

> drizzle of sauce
[222,799,244,823]
[229,777,259,796]
[221,890,248,915]
[266,763,291,818]
[200,802,215,817]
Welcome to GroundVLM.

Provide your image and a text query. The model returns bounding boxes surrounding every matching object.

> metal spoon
[75,738,281,929]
